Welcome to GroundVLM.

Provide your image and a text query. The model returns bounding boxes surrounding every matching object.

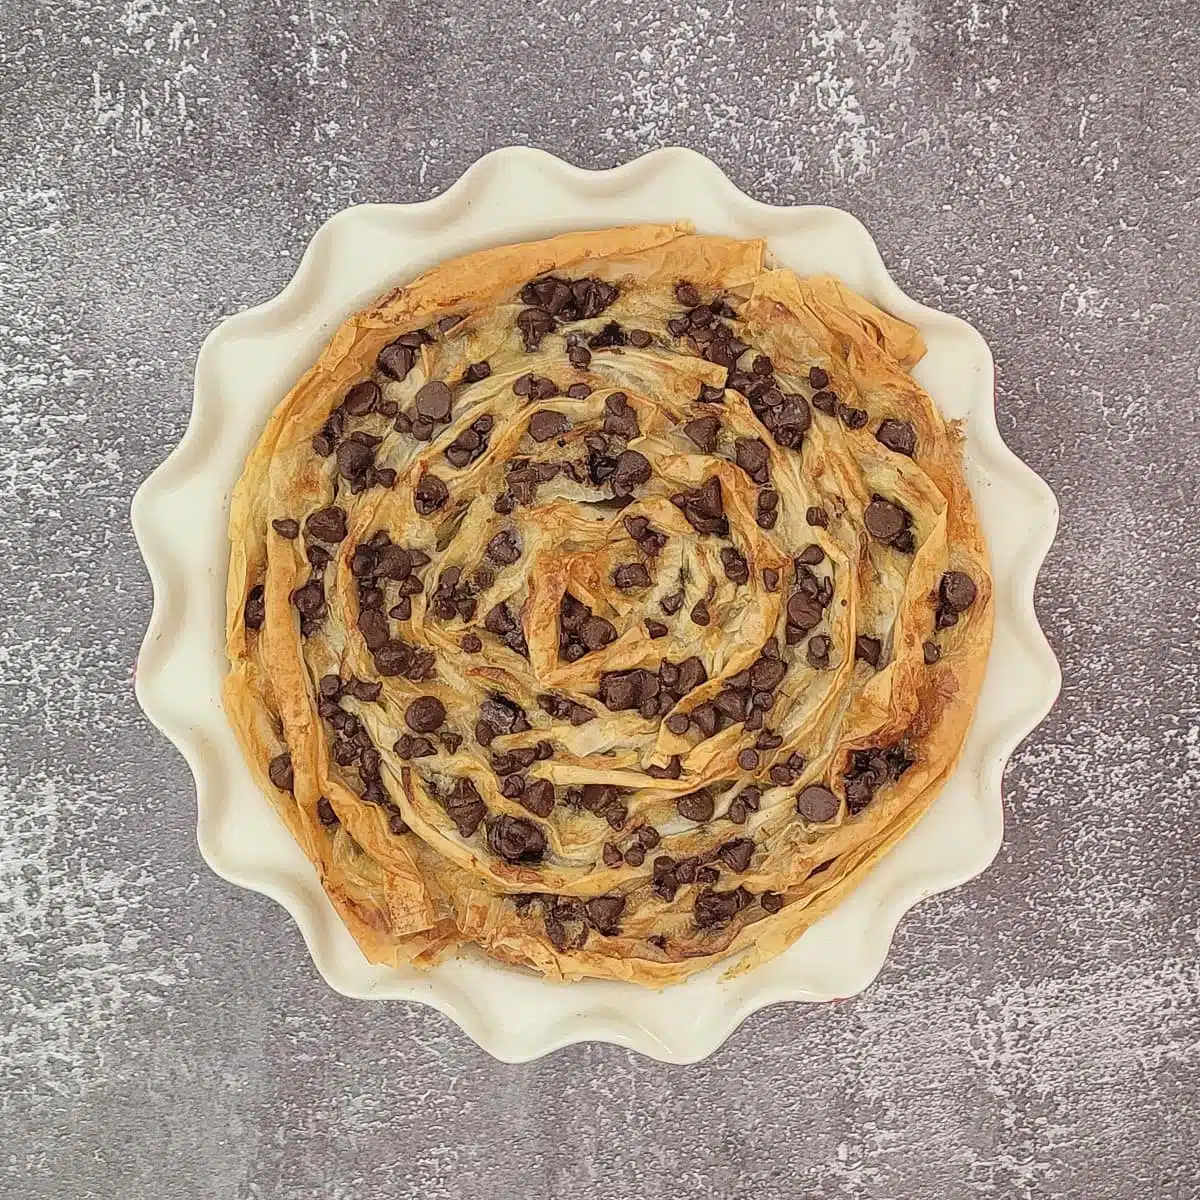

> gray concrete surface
[2,1,1197,1198]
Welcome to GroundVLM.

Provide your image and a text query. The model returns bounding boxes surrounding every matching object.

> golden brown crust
[224,224,992,985]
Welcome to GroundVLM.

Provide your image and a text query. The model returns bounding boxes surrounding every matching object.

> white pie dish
[131,146,1060,1063]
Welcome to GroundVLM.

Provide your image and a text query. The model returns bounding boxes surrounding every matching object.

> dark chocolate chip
[864,498,908,542]
[675,281,701,306]
[244,584,265,630]
[690,600,711,626]
[413,474,449,515]
[488,815,547,863]
[923,640,941,664]
[720,547,749,585]
[603,843,623,868]
[806,506,829,527]
[628,329,652,348]
[677,789,714,822]
[795,785,839,822]
[521,778,556,818]
[272,518,299,539]
[839,403,868,429]
[855,635,883,667]
[760,891,784,913]
[584,895,626,935]
[718,838,755,872]
[267,752,294,792]
[808,366,829,389]
[528,410,568,442]
[613,562,652,591]
[940,571,977,613]
[877,419,917,456]
[305,506,347,543]
[486,530,523,566]
[682,415,721,453]
[405,696,446,733]
[645,619,668,639]
[807,634,832,669]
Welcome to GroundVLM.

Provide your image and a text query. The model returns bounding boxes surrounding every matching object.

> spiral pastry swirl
[225,224,992,983]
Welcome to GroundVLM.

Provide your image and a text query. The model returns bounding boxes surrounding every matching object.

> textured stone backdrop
[2,1,1197,1198]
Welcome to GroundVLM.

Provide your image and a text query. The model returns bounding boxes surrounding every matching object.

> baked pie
[224,223,992,984]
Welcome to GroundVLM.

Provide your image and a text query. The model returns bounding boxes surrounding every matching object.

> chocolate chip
[797,544,825,566]
[808,366,829,389]
[806,506,829,527]
[737,749,759,771]
[675,281,701,306]
[462,360,491,383]
[787,591,823,632]
[528,410,568,443]
[763,568,780,592]
[677,789,714,822]
[807,635,832,669]
[461,634,482,653]
[404,696,445,734]
[923,640,941,664]
[676,657,707,694]
[344,380,380,416]
[694,887,748,929]
[244,584,265,630]
[486,530,522,566]
[940,571,977,613]
[272,518,299,539]
[877,419,917,456]
[584,895,625,935]
[665,713,690,735]
[645,619,669,639]
[566,382,591,399]
[413,474,449,515]
[625,843,646,866]
[718,838,755,873]
[811,390,838,416]
[305,506,347,543]
[750,658,787,691]
[760,891,784,913]
[603,393,640,439]
[611,450,651,497]
[628,329,652,348]
[517,307,556,351]
[795,785,839,822]
[374,639,413,676]
[720,547,749,585]
[660,590,684,616]
[839,403,868,429]
[413,380,452,422]
[290,579,325,617]
[603,843,623,868]
[357,607,390,650]
[445,778,487,837]
[864,498,908,542]
[855,635,883,667]
[733,438,770,484]
[488,815,547,863]
[690,600,711,626]
[613,562,652,590]
[683,416,720,452]
[580,615,617,650]
[378,340,416,380]
[267,752,294,791]
[521,778,556,818]
[316,797,338,827]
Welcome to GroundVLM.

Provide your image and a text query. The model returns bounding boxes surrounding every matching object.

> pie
[223,223,993,985]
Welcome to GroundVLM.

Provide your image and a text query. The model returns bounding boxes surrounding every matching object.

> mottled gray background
[2,0,1197,1197]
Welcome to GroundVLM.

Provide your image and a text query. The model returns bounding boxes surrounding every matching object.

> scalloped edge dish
[132,147,1060,1063]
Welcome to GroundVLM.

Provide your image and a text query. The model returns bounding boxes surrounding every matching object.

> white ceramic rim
[132,146,1060,1063]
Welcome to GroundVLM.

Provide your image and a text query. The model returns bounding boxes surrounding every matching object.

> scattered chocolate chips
[613,562,652,590]
[940,571,977,614]
[734,438,770,484]
[720,547,750,585]
[682,415,721,453]
[305,506,347,543]
[795,784,839,822]
[244,584,265,630]
[876,418,917,456]
[520,778,556,818]
[413,473,449,516]
[267,752,294,792]
[694,887,749,930]
[445,778,487,837]
[843,745,914,814]
[718,838,755,873]
[584,895,626,935]
[488,815,547,863]
[486,530,523,566]
[405,696,446,733]
[528,410,568,443]
[677,789,714,822]
[806,634,832,669]
[854,635,883,667]
[864,497,909,543]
